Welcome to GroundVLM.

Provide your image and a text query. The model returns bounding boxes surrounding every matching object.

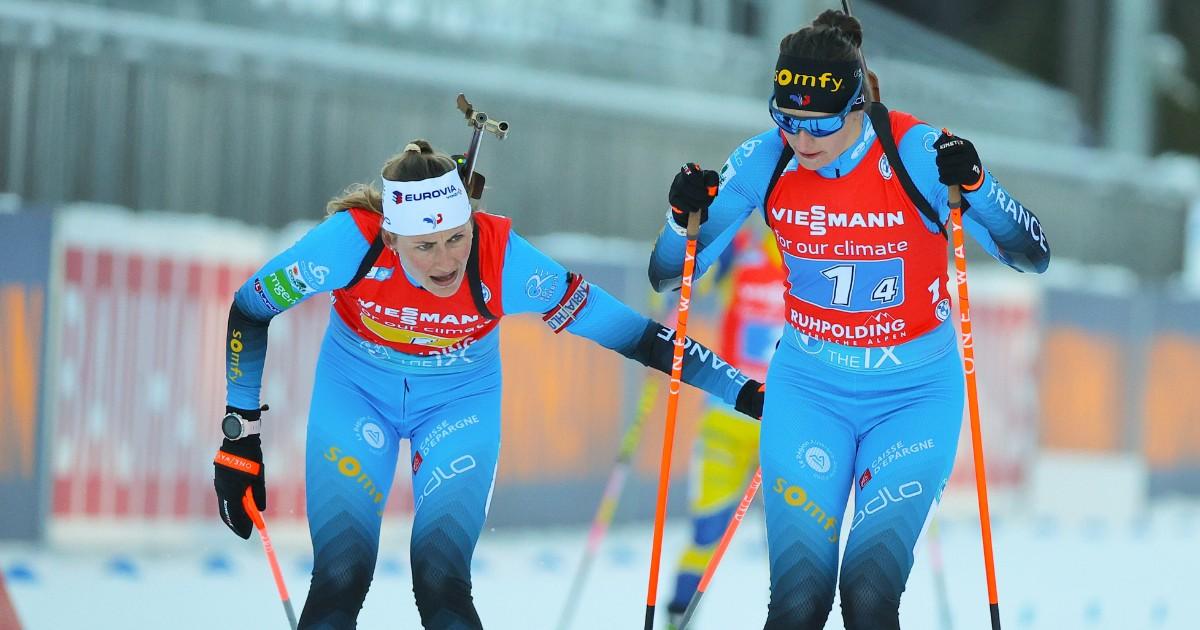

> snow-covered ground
[3,505,1197,630]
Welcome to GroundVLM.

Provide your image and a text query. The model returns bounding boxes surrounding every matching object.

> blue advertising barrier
[0,207,52,541]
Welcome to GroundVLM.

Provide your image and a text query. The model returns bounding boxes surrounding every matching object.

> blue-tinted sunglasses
[768,84,862,138]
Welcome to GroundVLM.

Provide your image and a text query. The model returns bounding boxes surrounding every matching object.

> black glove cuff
[219,434,262,457]
[225,404,267,421]
[735,380,764,419]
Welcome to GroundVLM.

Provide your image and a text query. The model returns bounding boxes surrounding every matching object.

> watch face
[221,414,242,440]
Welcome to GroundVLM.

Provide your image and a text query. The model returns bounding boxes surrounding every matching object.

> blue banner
[0,207,52,541]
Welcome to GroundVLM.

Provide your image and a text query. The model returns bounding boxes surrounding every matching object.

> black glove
[668,163,719,229]
[934,132,985,191]
[214,405,265,539]
[734,380,765,420]
[451,154,486,199]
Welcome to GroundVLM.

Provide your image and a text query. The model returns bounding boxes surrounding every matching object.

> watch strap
[241,419,262,437]
[222,412,262,440]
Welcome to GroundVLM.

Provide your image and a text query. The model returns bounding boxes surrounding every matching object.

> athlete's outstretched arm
[226,212,367,409]
[648,133,782,292]
[502,233,763,418]
[901,125,1051,273]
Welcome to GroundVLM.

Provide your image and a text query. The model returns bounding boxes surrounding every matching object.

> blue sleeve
[564,285,750,405]
[503,231,752,406]
[232,211,367,320]
[226,211,370,409]
[899,124,1051,273]
[648,131,781,292]
[499,232,572,316]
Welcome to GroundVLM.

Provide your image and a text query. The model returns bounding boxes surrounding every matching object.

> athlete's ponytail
[325,139,457,216]
[779,9,862,61]
[383,139,456,184]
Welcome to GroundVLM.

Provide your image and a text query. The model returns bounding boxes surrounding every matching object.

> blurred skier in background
[666,226,785,629]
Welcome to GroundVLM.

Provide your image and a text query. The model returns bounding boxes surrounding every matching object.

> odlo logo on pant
[773,478,839,543]
[414,454,477,512]
[850,481,923,532]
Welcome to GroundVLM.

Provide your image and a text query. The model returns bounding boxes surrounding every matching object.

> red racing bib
[720,231,787,381]
[765,112,951,347]
[332,208,510,356]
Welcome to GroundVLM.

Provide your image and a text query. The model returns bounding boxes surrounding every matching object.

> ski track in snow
[2,510,1197,630]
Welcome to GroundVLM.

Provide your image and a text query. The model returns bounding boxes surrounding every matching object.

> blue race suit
[226,209,755,629]
[648,111,1049,630]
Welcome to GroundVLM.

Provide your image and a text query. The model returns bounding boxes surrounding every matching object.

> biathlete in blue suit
[212,140,766,629]
[648,11,1050,630]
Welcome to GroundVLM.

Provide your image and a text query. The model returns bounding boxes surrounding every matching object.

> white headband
[381,169,471,236]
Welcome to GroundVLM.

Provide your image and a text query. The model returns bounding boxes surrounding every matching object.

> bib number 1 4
[785,254,906,313]
[821,264,900,307]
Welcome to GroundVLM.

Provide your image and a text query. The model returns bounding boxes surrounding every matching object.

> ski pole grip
[948,184,962,210]
[243,487,266,530]
[686,207,702,239]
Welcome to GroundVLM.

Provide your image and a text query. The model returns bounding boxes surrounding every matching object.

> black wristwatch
[221,411,261,441]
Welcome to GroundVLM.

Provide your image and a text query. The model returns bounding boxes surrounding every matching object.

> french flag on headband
[381,169,471,236]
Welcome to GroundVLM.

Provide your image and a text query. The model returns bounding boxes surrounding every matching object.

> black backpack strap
[466,221,498,320]
[345,231,386,289]
[865,102,948,239]
[761,140,795,229]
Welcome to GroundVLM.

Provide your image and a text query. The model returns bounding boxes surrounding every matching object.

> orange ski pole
[643,198,708,630]
[243,488,298,630]
[948,183,1002,629]
[0,565,21,630]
